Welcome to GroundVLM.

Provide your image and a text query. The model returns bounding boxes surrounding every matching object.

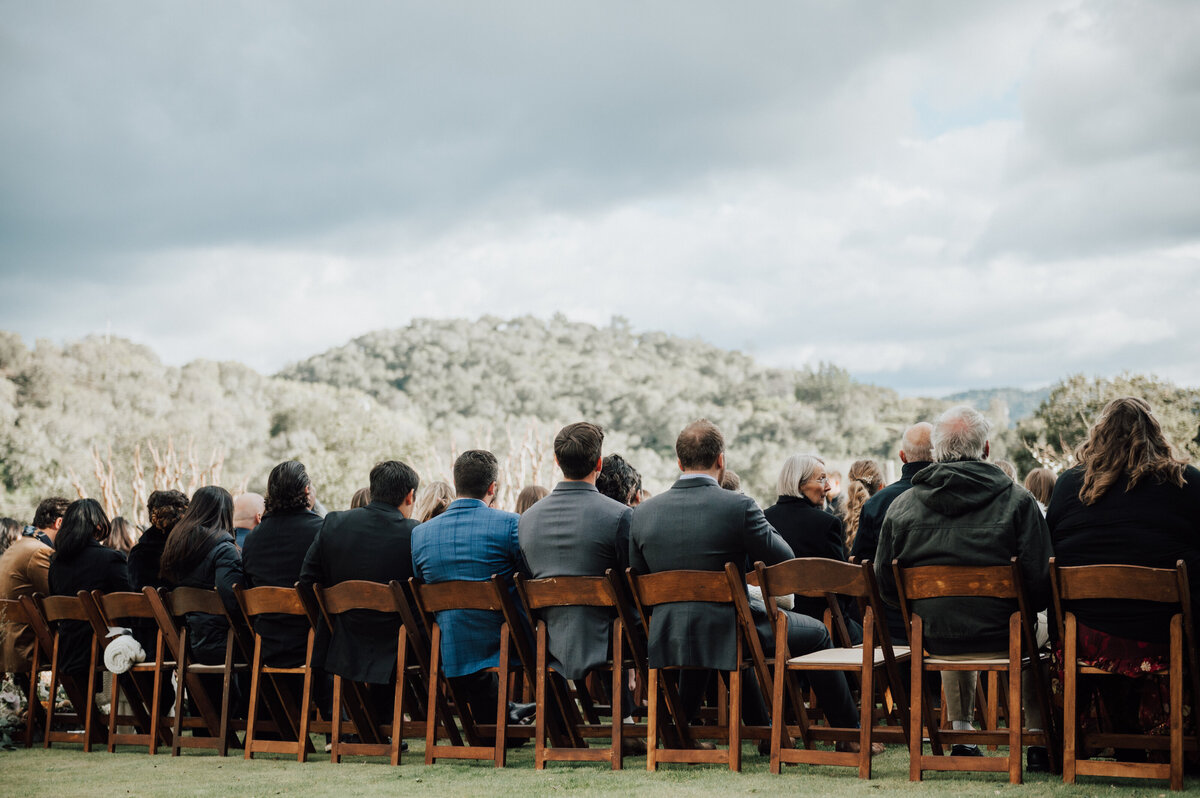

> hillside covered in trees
[1,316,1197,521]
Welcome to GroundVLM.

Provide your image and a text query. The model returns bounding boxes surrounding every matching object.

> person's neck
[681,468,721,481]
[562,474,598,485]
[39,527,57,543]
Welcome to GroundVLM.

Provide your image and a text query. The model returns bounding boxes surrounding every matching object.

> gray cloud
[2,0,1198,397]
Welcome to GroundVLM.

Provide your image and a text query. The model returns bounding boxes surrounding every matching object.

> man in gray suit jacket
[629,419,859,736]
[519,422,632,682]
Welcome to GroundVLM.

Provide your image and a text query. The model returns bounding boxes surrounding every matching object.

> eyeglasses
[809,476,829,485]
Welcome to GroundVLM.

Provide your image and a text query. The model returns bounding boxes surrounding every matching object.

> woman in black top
[764,453,861,644]
[1047,396,1200,739]
[127,489,188,591]
[159,485,243,666]
[48,499,132,674]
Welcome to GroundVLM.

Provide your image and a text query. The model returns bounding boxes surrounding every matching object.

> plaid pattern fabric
[411,499,524,678]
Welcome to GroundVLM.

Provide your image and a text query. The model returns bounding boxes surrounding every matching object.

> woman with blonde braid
[843,459,884,550]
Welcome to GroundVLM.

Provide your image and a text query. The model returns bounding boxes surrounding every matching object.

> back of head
[932,405,990,463]
[53,498,111,560]
[554,422,605,480]
[676,419,723,471]
[0,517,21,554]
[265,460,310,514]
[515,485,549,514]
[777,454,823,498]
[844,459,884,546]
[414,481,454,521]
[720,469,741,492]
[1075,396,1187,505]
[107,516,138,554]
[147,490,189,533]
[453,450,498,500]
[369,460,420,507]
[33,496,69,531]
[1023,467,1057,506]
[994,460,1017,481]
[160,485,233,583]
[350,487,371,509]
[596,453,642,506]
[901,422,934,463]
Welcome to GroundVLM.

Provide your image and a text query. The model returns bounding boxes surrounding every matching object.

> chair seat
[788,647,902,668]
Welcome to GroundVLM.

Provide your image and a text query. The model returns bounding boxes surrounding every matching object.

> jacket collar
[775,494,819,509]
[553,481,598,493]
[671,474,719,489]
[900,460,932,479]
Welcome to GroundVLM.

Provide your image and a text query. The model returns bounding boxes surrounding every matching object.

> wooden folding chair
[1052,558,1200,791]
[30,592,106,751]
[81,590,174,754]
[0,597,46,747]
[234,585,319,762]
[387,579,464,749]
[514,569,638,769]
[308,580,423,765]
[410,574,577,766]
[625,566,758,772]
[145,586,244,756]
[754,558,911,778]
[893,557,1057,784]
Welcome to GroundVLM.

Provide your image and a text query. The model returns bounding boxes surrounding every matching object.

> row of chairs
[2,558,1197,789]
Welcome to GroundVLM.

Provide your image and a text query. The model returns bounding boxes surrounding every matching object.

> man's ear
[677,457,684,472]
[53,517,63,531]
[594,456,603,475]
[899,450,909,465]
[402,489,415,507]
[983,441,991,460]
[716,452,726,470]
[487,482,497,497]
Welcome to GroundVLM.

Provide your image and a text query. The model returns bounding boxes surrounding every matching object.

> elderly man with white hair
[874,405,1052,770]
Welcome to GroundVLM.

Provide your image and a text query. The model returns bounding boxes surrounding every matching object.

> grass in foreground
[0,740,1190,798]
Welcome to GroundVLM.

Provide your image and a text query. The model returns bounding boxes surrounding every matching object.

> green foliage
[1014,373,1200,474]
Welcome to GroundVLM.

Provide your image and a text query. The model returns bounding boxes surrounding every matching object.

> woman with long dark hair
[48,499,132,674]
[160,485,242,665]
[1048,396,1200,745]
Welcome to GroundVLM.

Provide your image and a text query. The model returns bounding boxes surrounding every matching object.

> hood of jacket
[909,460,1015,518]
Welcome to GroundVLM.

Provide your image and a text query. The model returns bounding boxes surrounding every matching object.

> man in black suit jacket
[242,461,324,668]
[300,460,420,689]
[629,420,859,736]
[519,422,631,682]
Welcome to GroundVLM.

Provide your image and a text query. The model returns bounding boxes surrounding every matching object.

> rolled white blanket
[746,584,794,612]
[104,626,146,674]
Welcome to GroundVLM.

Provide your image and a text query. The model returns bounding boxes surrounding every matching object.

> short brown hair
[676,419,724,471]
[454,450,499,499]
[554,422,605,480]
[1023,467,1056,505]
[32,497,69,530]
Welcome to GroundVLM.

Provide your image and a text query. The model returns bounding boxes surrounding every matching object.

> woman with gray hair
[763,453,861,643]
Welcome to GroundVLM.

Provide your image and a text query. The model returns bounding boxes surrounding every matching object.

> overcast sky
[2,1,1198,397]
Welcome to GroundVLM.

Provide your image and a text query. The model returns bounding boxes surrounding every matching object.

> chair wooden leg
[1008,614,1022,785]
[909,616,924,782]
[297,670,312,764]
[859,632,874,779]
[108,673,120,753]
[646,668,659,772]
[1063,614,1077,784]
[172,661,185,756]
[729,667,742,772]
[611,623,624,770]
[495,627,510,768]
[534,622,547,770]
[425,625,442,765]
[245,639,262,760]
[1170,616,1183,792]
[390,628,407,767]
[770,620,786,775]
[330,675,342,763]
[83,647,97,753]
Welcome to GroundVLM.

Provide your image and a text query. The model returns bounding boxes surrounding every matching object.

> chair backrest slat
[759,557,868,599]
[94,591,158,621]
[0,597,33,626]
[237,586,306,618]
[414,579,503,613]
[1056,564,1180,603]
[40,594,90,622]
[627,569,733,608]
[518,575,616,610]
[165,586,227,617]
[896,564,1015,600]
[316,580,396,615]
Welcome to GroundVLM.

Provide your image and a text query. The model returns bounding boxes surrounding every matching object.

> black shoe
[757,739,772,756]
[507,702,536,725]
[1026,745,1050,773]
[950,744,983,757]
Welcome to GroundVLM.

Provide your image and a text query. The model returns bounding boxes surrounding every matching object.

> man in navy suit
[411,449,531,729]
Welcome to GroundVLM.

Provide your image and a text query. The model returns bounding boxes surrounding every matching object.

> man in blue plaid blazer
[411,449,530,727]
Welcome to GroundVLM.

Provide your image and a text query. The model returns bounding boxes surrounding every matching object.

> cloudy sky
[2,1,1198,396]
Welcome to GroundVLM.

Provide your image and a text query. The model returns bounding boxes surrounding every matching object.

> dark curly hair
[147,490,189,533]
[597,454,642,507]
[265,460,312,514]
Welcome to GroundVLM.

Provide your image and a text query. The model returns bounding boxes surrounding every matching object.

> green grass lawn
[0,740,1191,798]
